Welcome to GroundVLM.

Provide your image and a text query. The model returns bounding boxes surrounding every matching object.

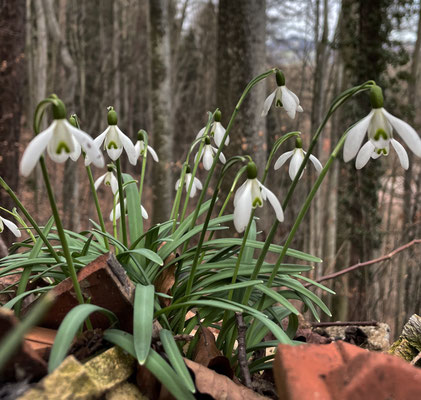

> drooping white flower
[343,85,421,168]
[196,110,229,147]
[261,70,303,119]
[20,99,104,176]
[274,137,322,180]
[135,130,159,162]
[94,165,118,194]
[109,198,148,221]
[0,215,21,237]
[233,162,284,233]
[175,166,202,198]
[87,107,137,166]
[194,137,226,170]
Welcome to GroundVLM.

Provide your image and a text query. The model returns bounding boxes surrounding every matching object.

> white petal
[1,217,21,237]
[196,126,206,140]
[20,122,56,176]
[218,150,226,164]
[94,173,106,190]
[116,127,137,165]
[213,122,228,147]
[69,137,81,162]
[141,205,149,219]
[110,173,119,194]
[233,181,252,233]
[309,154,323,173]
[260,184,284,222]
[343,110,375,162]
[289,149,304,180]
[261,90,276,117]
[297,105,304,113]
[250,179,263,208]
[382,109,421,157]
[391,139,409,170]
[203,147,213,170]
[95,127,110,147]
[280,86,298,119]
[66,121,104,168]
[274,150,294,170]
[110,204,121,221]
[147,146,159,162]
[193,176,203,190]
[134,141,142,157]
[186,174,196,198]
[355,141,375,169]
[175,178,181,191]
[234,180,248,207]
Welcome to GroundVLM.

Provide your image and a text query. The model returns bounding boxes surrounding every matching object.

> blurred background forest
[1,0,421,338]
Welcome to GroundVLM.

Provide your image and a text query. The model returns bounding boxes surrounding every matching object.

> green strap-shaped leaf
[119,248,163,266]
[159,329,195,393]
[134,284,155,364]
[48,304,117,373]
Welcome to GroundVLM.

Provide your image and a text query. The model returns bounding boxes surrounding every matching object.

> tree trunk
[0,0,25,245]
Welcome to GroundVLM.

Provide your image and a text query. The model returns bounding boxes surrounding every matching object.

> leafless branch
[235,312,252,388]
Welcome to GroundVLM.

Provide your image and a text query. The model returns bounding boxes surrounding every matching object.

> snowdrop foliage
[175,166,202,198]
[110,199,148,221]
[195,137,226,170]
[233,162,284,233]
[344,85,421,169]
[274,137,322,180]
[261,70,303,119]
[20,98,104,176]
[196,110,229,147]
[0,215,21,237]
[87,107,138,166]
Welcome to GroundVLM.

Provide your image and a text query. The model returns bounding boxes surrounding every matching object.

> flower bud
[51,97,66,120]
[68,115,77,127]
[214,110,222,122]
[107,106,118,125]
[137,129,146,141]
[295,137,303,148]
[276,70,286,87]
[370,85,384,109]
[246,161,258,180]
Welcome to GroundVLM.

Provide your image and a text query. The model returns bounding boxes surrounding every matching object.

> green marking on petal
[276,99,283,108]
[252,197,263,208]
[374,129,388,141]
[56,142,71,154]
[107,141,118,149]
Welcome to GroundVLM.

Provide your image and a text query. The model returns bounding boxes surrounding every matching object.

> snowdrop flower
[175,165,202,198]
[261,70,303,119]
[196,110,229,147]
[135,130,159,162]
[20,97,104,177]
[87,107,137,166]
[274,137,322,180]
[109,198,148,221]
[94,165,118,194]
[344,85,421,169]
[195,137,226,170]
[0,215,21,237]
[233,162,284,233]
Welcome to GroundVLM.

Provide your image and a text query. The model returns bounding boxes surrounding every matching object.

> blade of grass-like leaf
[290,273,335,294]
[119,249,163,266]
[48,305,117,372]
[3,286,53,309]
[0,292,55,372]
[134,284,155,364]
[104,329,195,400]
[255,284,299,315]
[123,173,143,248]
[159,329,195,393]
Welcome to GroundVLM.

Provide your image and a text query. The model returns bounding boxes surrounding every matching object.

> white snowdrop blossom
[135,130,159,162]
[261,70,303,119]
[233,162,284,233]
[0,215,21,237]
[175,167,202,198]
[344,85,421,170]
[94,166,118,194]
[196,111,229,147]
[20,99,104,176]
[109,198,148,221]
[194,137,226,170]
[86,107,137,166]
[274,138,322,180]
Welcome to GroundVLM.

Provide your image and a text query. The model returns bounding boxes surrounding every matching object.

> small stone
[105,382,147,400]
[84,346,135,391]
[17,356,100,400]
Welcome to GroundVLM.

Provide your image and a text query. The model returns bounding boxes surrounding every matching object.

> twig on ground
[235,312,252,388]
[305,239,421,287]
[410,351,421,366]
[311,321,378,328]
